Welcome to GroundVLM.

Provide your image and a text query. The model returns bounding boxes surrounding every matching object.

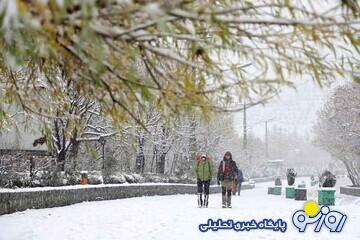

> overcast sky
[233,79,332,140]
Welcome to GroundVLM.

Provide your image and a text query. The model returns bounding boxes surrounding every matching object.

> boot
[198,193,203,208]
[222,195,226,208]
[204,194,209,208]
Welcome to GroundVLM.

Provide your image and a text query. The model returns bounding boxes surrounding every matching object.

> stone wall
[340,185,360,197]
[0,183,254,215]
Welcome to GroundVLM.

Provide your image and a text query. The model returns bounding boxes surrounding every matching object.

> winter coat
[237,169,244,183]
[195,160,212,181]
[217,159,238,182]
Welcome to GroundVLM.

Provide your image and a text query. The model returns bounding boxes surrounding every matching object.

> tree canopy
[314,81,360,186]
[0,0,359,129]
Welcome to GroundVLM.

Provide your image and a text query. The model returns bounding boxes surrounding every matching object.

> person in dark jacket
[195,154,212,208]
[217,151,238,208]
[237,168,244,196]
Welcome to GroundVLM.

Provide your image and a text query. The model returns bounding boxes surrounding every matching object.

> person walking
[237,168,244,196]
[195,154,212,208]
[231,164,239,196]
[217,151,238,208]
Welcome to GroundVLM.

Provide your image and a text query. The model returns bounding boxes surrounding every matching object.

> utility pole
[264,118,276,160]
[265,121,269,160]
[243,101,247,150]
[242,101,249,168]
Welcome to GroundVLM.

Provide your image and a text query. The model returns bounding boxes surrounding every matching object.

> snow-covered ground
[1,177,359,240]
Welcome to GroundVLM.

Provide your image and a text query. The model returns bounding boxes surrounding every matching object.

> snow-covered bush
[144,174,163,183]
[87,171,104,185]
[33,170,65,187]
[179,175,197,184]
[4,172,32,188]
[103,174,126,184]
[132,173,145,183]
[124,173,135,183]
[286,168,297,186]
[168,176,181,183]
[2,170,75,188]
[161,176,170,183]
[65,172,81,185]
[319,170,336,188]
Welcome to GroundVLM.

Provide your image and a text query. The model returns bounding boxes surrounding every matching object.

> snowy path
[1,178,360,240]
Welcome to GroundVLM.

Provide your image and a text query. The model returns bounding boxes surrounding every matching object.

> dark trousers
[197,180,210,194]
[222,186,232,197]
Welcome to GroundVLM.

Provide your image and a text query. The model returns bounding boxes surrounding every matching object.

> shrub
[320,170,336,187]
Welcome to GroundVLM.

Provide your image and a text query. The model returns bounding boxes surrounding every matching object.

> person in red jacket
[217,151,238,208]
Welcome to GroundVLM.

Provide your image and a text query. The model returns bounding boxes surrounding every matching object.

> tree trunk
[70,128,79,172]
[342,159,359,187]
[29,157,35,179]
[188,116,197,162]
[170,153,178,175]
[156,153,166,174]
[150,147,157,173]
[57,150,66,171]
[349,160,360,186]
[135,133,145,173]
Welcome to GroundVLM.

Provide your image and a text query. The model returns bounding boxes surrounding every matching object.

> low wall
[251,176,275,183]
[250,175,314,184]
[340,185,360,197]
[0,182,254,215]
